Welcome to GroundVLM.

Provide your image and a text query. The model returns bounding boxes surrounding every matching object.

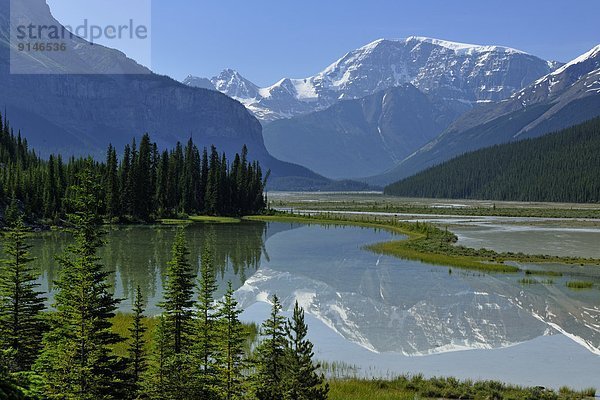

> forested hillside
[384,117,600,203]
[0,113,266,223]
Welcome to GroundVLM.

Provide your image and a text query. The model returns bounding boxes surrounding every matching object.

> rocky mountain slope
[373,44,600,185]
[0,0,329,188]
[185,37,560,122]
[262,84,463,178]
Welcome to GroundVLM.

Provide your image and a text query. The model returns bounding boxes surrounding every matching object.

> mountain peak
[186,37,559,121]
[550,43,600,77]
[182,75,215,90]
[211,69,259,100]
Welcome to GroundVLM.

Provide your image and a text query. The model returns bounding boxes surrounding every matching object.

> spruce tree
[127,285,147,399]
[34,164,126,399]
[134,134,153,220]
[160,228,195,354]
[0,217,46,372]
[104,144,120,219]
[192,245,220,398]
[252,295,287,400]
[284,302,328,400]
[143,314,169,398]
[216,281,247,400]
[142,314,175,400]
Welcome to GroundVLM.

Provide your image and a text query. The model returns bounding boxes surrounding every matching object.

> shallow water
[19,220,600,389]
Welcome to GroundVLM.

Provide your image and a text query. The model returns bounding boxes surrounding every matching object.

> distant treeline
[0,113,267,222]
[385,117,600,203]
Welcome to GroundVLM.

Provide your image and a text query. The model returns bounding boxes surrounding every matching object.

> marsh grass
[328,376,596,400]
[110,313,259,357]
[160,215,241,225]
[525,269,564,277]
[566,281,594,289]
[271,199,600,219]
[110,312,158,357]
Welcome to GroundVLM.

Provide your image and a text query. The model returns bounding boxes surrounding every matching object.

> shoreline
[245,213,600,273]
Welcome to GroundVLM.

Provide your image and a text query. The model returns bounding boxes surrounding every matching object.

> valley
[1,0,599,398]
[18,205,600,390]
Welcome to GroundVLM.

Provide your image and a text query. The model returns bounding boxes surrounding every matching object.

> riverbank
[109,314,596,400]
[267,192,600,219]
[159,215,241,224]
[328,377,596,400]
[246,213,600,272]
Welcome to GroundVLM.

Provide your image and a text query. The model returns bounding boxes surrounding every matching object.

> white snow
[406,36,527,56]
[549,44,600,77]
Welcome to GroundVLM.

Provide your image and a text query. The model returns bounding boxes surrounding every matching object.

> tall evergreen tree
[252,295,287,400]
[160,228,195,354]
[120,144,133,216]
[34,164,126,399]
[0,217,46,372]
[205,146,221,216]
[134,134,153,220]
[127,285,147,399]
[104,144,120,219]
[216,281,247,400]
[284,302,328,400]
[192,245,220,398]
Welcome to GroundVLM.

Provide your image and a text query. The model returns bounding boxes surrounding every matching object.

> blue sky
[47,0,600,86]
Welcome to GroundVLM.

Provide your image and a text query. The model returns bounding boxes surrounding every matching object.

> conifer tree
[252,295,287,400]
[0,217,46,372]
[134,134,153,220]
[127,285,147,399]
[192,245,220,398]
[141,314,197,400]
[216,281,247,400]
[4,196,20,228]
[120,144,133,216]
[160,228,195,354]
[142,314,172,399]
[104,144,120,219]
[284,301,328,400]
[145,230,197,400]
[34,164,126,399]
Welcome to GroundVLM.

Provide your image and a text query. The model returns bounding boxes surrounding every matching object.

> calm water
[19,221,600,389]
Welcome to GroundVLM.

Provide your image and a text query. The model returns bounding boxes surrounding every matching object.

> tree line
[0,113,267,224]
[0,165,328,399]
[384,117,600,203]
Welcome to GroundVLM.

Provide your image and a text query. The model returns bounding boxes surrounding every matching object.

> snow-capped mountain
[374,43,600,185]
[263,84,463,178]
[185,37,560,121]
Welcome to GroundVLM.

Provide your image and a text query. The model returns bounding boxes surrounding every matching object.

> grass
[525,269,564,277]
[110,312,159,357]
[566,281,594,289]
[110,313,259,357]
[247,212,600,273]
[159,215,241,225]
[328,376,596,400]
[271,199,600,219]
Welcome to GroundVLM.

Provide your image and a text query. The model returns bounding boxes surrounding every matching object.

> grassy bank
[328,376,596,400]
[159,215,241,225]
[109,315,596,399]
[270,199,600,219]
[246,213,600,272]
[110,313,258,358]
